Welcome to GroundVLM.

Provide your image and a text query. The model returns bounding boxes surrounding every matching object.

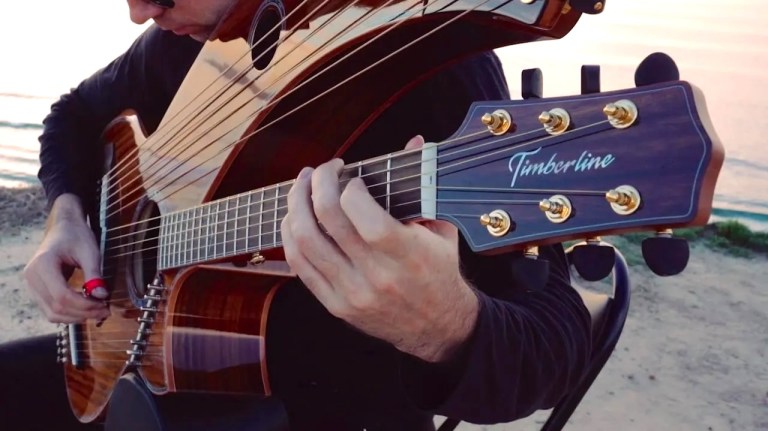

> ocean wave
[0,172,39,187]
[725,157,768,173]
[711,208,768,232]
[0,120,43,130]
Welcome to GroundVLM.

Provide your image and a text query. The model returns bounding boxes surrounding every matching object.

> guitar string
[98,110,610,241]
[94,119,619,303]
[101,0,437,216]
[104,182,609,260]
[103,0,400,210]
[101,0,480,220]
[95,118,616,287]
[101,0,495,220]
[99,117,612,245]
[100,0,368,205]
[97,125,490,241]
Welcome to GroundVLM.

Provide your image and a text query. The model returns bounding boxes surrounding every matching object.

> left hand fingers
[284,167,349,277]
[280,213,338,306]
[311,159,369,259]
[339,177,410,257]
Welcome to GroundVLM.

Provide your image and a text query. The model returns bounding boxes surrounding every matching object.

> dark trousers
[0,286,435,431]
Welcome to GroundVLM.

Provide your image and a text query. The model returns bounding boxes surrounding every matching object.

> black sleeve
[383,53,593,423]
[37,25,202,209]
[400,244,592,424]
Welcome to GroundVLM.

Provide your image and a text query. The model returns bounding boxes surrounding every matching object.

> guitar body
[63,1,582,422]
[64,117,291,422]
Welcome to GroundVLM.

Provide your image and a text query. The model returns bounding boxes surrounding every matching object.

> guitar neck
[157,146,431,269]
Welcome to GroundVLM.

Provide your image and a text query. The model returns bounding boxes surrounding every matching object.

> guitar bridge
[57,324,85,369]
[126,275,166,367]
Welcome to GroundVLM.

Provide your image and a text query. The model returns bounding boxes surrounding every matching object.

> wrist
[419,280,480,363]
[47,194,86,230]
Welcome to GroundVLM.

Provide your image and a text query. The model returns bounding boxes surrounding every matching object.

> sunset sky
[0,0,765,201]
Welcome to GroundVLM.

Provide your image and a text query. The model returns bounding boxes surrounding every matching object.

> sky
[0,0,765,178]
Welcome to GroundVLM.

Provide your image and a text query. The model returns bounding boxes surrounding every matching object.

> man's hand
[23,194,110,323]
[281,136,479,363]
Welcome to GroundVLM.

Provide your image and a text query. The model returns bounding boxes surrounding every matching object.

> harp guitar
[57,0,723,423]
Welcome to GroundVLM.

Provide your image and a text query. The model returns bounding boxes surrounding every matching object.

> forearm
[38,91,106,209]
[46,194,86,228]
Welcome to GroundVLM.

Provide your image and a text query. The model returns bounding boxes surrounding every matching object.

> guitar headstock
[433,80,724,256]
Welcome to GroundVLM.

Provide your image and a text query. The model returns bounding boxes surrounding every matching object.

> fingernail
[91,287,109,300]
[297,167,314,180]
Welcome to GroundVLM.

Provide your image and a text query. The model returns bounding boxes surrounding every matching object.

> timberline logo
[508,148,616,188]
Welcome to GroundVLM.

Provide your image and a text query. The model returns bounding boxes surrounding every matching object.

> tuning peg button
[570,239,616,281]
[642,231,690,276]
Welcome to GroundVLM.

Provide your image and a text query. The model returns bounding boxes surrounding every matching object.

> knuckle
[324,301,345,319]
[362,226,390,248]
[372,274,399,295]
[346,288,375,312]
[312,193,337,222]
[49,301,67,316]
[293,228,315,250]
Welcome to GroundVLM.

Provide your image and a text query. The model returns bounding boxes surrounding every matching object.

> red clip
[82,278,107,298]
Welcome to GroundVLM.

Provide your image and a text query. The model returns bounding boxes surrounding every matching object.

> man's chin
[189,33,209,42]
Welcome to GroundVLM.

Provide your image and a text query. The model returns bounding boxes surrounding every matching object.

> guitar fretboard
[157,149,427,269]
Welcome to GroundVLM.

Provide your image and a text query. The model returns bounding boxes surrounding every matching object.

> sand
[1,188,766,430]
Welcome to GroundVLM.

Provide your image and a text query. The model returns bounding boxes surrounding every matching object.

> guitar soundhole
[248,0,284,71]
[129,199,161,300]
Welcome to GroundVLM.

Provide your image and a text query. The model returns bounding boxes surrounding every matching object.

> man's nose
[126,0,164,25]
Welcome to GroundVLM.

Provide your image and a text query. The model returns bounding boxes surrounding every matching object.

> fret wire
[272,186,278,248]
[178,211,184,265]
[204,204,211,261]
[184,210,190,265]
[168,214,172,267]
[386,155,391,214]
[259,188,264,251]
[160,214,166,269]
[172,212,178,267]
[195,207,201,264]
[214,201,221,258]
[224,199,230,257]
[245,192,252,253]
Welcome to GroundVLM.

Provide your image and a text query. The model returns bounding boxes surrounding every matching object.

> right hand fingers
[24,232,110,323]
[25,252,110,323]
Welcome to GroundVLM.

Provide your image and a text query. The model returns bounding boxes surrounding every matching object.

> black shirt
[38,25,591,430]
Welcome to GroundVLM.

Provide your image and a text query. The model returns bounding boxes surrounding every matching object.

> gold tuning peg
[538,108,570,135]
[539,195,572,223]
[603,100,638,129]
[606,185,641,215]
[479,210,512,237]
[481,110,513,135]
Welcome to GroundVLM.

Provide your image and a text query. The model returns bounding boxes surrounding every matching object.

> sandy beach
[1,187,766,430]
